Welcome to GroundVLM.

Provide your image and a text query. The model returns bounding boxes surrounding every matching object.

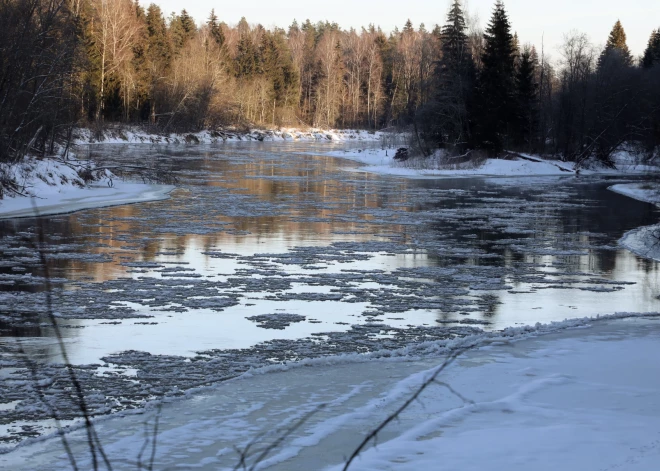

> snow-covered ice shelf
[0,182,175,220]
[0,158,174,219]
[609,182,660,206]
[2,316,659,470]
[609,183,660,261]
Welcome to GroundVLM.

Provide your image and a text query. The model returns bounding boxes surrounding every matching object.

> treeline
[1,0,659,164]
[424,1,660,163]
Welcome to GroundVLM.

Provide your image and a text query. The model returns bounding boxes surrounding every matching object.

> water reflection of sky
[1,142,660,364]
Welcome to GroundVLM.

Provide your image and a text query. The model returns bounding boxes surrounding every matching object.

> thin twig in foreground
[342,346,471,471]
[27,201,113,470]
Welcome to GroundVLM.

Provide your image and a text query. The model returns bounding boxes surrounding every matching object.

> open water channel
[0,141,659,447]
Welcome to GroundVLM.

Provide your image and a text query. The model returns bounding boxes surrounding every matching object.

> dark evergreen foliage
[428,0,475,149]
[234,33,260,78]
[642,29,660,68]
[208,9,225,48]
[474,1,516,153]
[513,46,539,151]
[142,4,172,123]
[170,9,196,51]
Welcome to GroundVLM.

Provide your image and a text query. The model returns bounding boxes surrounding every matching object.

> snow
[325,147,660,179]
[325,148,576,178]
[608,183,660,261]
[0,157,174,219]
[336,318,660,471]
[609,182,660,205]
[2,316,660,470]
[74,127,383,145]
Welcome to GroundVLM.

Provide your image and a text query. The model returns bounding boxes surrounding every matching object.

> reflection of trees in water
[1,312,83,363]
[4,146,660,347]
[421,178,660,323]
[0,317,42,337]
[5,334,72,364]
[0,145,418,346]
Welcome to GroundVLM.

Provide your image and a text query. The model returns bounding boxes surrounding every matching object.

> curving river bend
[0,141,659,446]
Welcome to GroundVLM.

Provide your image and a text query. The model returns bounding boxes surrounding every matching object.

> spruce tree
[259,29,298,118]
[441,0,469,70]
[642,29,660,68]
[146,5,171,68]
[514,45,539,151]
[433,0,475,148]
[144,5,172,123]
[288,20,300,36]
[170,9,196,51]
[207,9,225,47]
[475,0,516,153]
[599,20,633,67]
[235,32,259,78]
[512,32,521,67]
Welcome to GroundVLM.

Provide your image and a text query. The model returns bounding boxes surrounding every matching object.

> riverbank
[3,315,658,470]
[327,147,659,178]
[74,126,384,145]
[0,157,174,220]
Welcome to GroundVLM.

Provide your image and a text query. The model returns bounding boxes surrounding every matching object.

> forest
[0,0,659,165]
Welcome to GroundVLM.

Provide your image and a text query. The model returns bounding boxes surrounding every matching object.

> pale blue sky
[140,0,660,57]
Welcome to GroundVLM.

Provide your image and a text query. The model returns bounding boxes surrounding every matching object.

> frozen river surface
[4,317,660,470]
[0,141,659,450]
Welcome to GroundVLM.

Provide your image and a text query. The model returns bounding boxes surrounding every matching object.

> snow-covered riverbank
[3,315,658,470]
[75,126,383,145]
[326,148,576,178]
[0,157,174,220]
[327,147,660,179]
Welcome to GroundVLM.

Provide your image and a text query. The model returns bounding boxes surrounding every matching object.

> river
[0,141,659,447]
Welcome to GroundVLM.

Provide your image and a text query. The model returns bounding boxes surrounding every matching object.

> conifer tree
[145,5,171,69]
[144,4,171,122]
[514,45,539,150]
[235,31,260,78]
[432,0,475,148]
[207,9,225,48]
[441,0,470,70]
[599,20,633,67]
[475,0,516,152]
[288,20,300,36]
[512,32,521,67]
[170,9,196,51]
[403,19,414,35]
[259,29,299,122]
[642,29,660,68]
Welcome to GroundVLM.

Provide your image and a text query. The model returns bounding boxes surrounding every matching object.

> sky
[139,0,660,58]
